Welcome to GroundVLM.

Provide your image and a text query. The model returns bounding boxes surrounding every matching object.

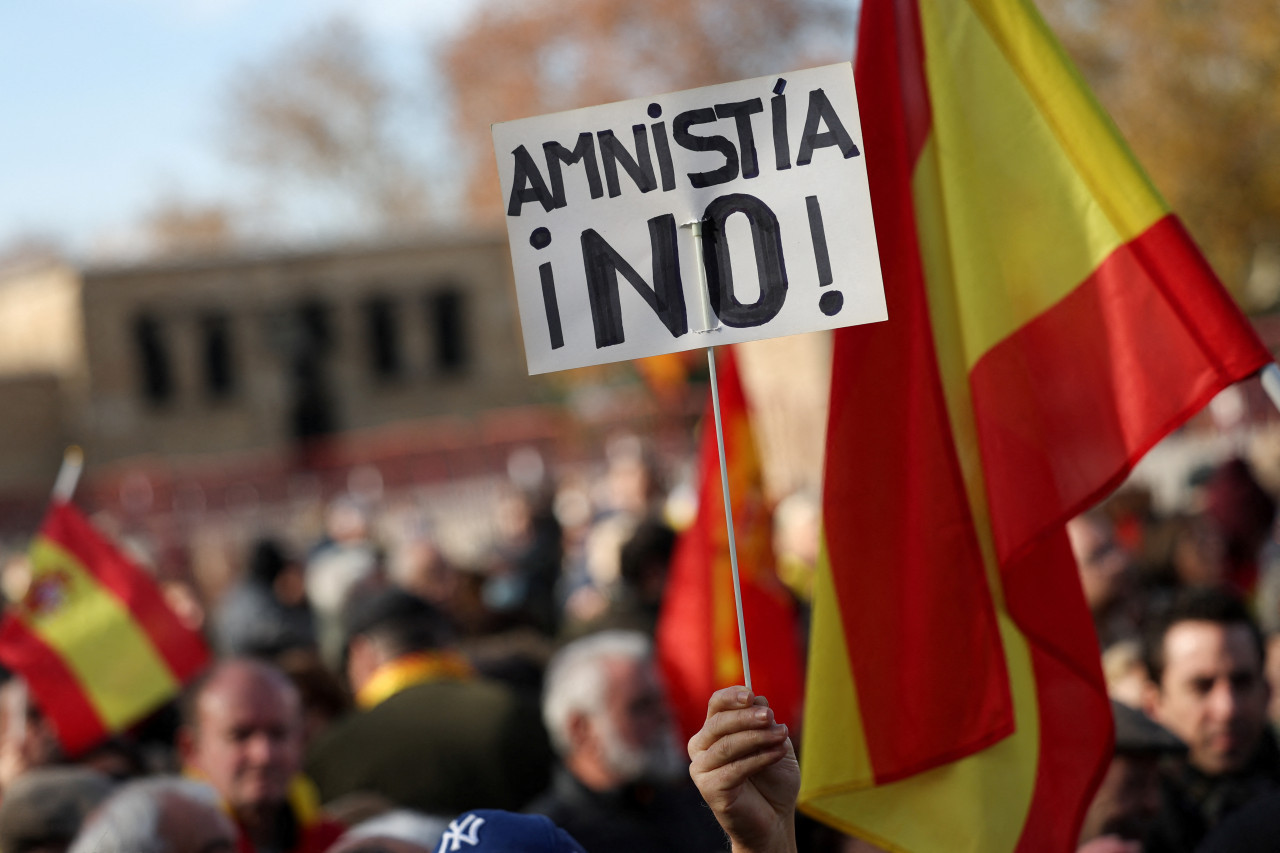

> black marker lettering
[714,99,763,180]
[580,214,688,348]
[507,145,556,216]
[806,195,843,316]
[539,263,565,349]
[597,125,658,198]
[544,134,602,208]
[700,193,788,328]
[673,108,738,189]
[650,120,676,192]
[771,87,790,172]
[796,88,860,166]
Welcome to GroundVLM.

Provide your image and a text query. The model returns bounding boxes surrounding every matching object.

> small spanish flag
[0,501,209,755]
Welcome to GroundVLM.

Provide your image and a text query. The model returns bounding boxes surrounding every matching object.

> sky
[0,0,478,261]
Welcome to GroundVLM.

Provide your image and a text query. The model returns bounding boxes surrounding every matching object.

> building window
[297,297,332,350]
[201,312,236,400]
[133,313,173,405]
[286,297,335,441]
[429,289,467,374]
[363,295,403,380]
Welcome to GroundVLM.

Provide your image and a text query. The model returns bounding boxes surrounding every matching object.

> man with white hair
[67,776,237,853]
[527,631,726,852]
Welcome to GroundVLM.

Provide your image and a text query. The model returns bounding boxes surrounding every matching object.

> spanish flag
[797,0,1271,850]
[0,501,209,755]
[657,347,805,743]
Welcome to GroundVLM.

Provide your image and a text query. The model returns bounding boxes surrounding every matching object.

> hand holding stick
[689,687,800,853]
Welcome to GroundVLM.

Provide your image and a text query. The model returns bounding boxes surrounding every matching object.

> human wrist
[728,814,798,853]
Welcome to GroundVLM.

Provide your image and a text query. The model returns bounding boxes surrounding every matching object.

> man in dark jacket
[1139,588,1279,853]
[305,588,552,814]
[526,631,726,853]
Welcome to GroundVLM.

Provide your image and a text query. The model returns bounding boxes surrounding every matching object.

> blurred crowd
[1071,456,1280,853]
[0,433,1278,853]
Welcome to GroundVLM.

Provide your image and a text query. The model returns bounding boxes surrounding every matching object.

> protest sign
[494,63,886,375]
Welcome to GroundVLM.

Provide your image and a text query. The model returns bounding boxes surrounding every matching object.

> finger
[692,741,792,795]
[691,722,790,771]
[688,703,780,756]
[704,686,755,721]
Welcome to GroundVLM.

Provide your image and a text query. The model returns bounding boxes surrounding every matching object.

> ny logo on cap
[439,814,486,851]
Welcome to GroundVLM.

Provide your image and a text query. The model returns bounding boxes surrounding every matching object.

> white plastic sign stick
[1262,363,1280,414]
[494,63,886,375]
[51,445,84,504]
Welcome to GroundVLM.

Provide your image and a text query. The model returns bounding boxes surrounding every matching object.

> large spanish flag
[657,346,805,743]
[0,501,209,756]
[797,0,1272,850]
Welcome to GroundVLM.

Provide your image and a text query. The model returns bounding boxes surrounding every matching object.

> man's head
[177,659,303,819]
[325,809,449,853]
[1067,510,1131,615]
[67,777,236,853]
[342,588,454,694]
[618,520,676,606]
[542,631,684,791]
[1078,701,1186,845]
[0,766,115,853]
[1141,588,1269,776]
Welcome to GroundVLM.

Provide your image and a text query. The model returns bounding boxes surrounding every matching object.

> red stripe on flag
[40,504,209,680]
[888,0,931,161]
[971,215,1273,565]
[0,615,107,756]
[820,0,1014,783]
[1003,533,1112,851]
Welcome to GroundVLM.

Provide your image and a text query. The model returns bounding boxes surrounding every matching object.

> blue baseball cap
[434,811,587,853]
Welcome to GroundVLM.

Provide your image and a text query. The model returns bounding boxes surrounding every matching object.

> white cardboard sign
[493,63,886,375]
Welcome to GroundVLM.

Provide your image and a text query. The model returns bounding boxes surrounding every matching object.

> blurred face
[1147,621,1268,775]
[160,792,238,853]
[1067,515,1130,613]
[183,663,302,815]
[597,657,684,784]
[1077,754,1163,843]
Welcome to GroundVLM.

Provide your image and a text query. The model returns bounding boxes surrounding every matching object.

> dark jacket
[305,675,552,815]
[526,766,727,853]
[1145,729,1280,853]
[1196,788,1280,852]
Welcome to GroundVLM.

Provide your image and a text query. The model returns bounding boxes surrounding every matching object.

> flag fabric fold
[0,501,210,755]
[657,347,805,744]
[797,0,1272,849]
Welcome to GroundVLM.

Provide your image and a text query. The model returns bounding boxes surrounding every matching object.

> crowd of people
[0,436,1279,853]
[1067,456,1280,852]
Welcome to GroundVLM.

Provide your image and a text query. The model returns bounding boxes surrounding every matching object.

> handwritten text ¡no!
[493,64,886,375]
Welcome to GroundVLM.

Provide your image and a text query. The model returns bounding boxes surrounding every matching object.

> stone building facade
[0,232,543,526]
[79,231,535,462]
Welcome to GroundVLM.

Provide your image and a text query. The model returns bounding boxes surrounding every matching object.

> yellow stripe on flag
[22,540,179,730]
[802,613,1038,852]
[919,0,1167,369]
[965,0,1165,231]
[798,545,873,792]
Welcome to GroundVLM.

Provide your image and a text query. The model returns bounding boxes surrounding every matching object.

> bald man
[178,658,345,853]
